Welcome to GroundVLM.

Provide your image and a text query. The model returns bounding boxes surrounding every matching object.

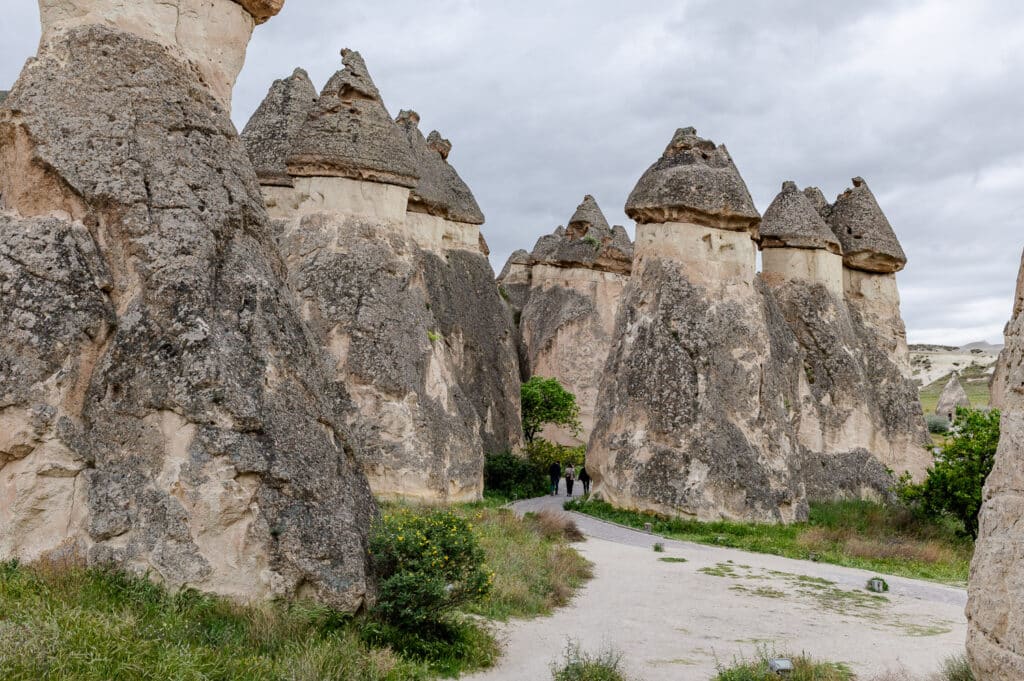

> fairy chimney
[241,68,318,187]
[0,0,378,610]
[515,196,633,446]
[587,128,807,522]
[935,373,971,420]
[243,53,522,502]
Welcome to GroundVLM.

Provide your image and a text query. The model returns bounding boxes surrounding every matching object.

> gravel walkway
[467,488,968,681]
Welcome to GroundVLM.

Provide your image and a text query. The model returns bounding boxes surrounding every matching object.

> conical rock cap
[760,181,842,253]
[625,127,759,231]
[828,177,907,273]
[286,49,418,187]
[242,68,318,187]
[395,110,484,224]
[567,194,611,239]
[529,196,632,274]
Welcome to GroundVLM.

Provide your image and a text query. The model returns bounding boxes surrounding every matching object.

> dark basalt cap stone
[828,177,907,273]
[802,186,832,221]
[760,181,842,253]
[528,196,633,274]
[567,194,611,239]
[286,49,418,188]
[625,127,760,231]
[395,109,484,224]
[241,68,318,187]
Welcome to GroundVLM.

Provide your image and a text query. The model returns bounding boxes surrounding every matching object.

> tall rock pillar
[587,128,807,522]
[0,0,377,610]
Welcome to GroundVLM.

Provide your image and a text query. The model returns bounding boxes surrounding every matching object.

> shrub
[533,509,585,542]
[904,407,1000,538]
[582,235,601,250]
[369,508,493,633]
[522,376,581,443]
[926,414,951,434]
[652,542,665,553]
[938,655,975,681]
[484,452,547,500]
[550,640,629,681]
[713,650,853,680]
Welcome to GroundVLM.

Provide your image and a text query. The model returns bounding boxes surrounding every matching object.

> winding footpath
[467,488,967,681]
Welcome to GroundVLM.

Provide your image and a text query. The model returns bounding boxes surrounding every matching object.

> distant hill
[959,341,1004,353]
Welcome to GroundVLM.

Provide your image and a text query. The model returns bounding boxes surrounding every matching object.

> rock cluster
[242,51,521,502]
[968,251,1024,679]
[498,196,633,444]
[0,0,376,609]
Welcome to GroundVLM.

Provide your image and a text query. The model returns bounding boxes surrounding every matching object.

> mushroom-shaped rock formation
[241,68,318,187]
[625,127,760,232]
[0,3,377,610]
[588,129,808,522]
[759,181,931,486]
[286,49,418,188]
[395,110,486,254]
[968,251,1024,679]
[935,373,971,419]
[760,181,844,296]
[829,177,907,274]
[243,58,523,502]
[513,197,634,445]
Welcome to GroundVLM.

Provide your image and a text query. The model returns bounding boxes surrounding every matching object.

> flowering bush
[369,508,493,632]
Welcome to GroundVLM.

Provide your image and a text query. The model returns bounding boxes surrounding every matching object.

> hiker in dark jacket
[579,466,591,496]
[549,461,562,496]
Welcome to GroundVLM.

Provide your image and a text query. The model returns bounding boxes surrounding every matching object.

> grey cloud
[2,0,1021,346]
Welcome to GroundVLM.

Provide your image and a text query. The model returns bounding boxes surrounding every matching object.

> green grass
[713,650,853,681]
[550,640,629,681]
[0,560,433,681]
[658,557,688,564]
[919,365,992,414]
[566,498,973,584]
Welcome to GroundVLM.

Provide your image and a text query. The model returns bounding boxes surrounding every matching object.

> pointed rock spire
[760,181,842,253]
[936,372,971,418]
[828,177,907,273]
[625,127,759,231]
[567,194,611,239]
[395,109,484,224]
[241,68,318,187]
[286,49,418,188]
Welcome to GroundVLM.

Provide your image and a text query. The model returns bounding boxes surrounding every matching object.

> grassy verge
[713,650,853,681]
[565,498,972,585]
[919,365,992,414]
[0,503,592,680]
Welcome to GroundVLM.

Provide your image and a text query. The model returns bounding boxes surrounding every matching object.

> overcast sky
[3,1,1022,346]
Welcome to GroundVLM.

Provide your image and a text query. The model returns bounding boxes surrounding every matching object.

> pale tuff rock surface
[968,250,1024,680]
[828,177,908,274]
[395,110,485,225]
[935,373,971,417]
[512,197,633,445]
[38,0,263,110]
[0,19,377,610]
[247,56,521,501]
[286,49,419,187]
[242,69,318,187]
[625,127,760,231]
[760,183,930,483]
[590,129,808,521]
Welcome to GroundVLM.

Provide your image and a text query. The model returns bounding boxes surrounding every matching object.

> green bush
[525,438,586,470]
[903,407,1000,538]
[712,650,852,680]
[938,654,975,681]
[522,376,581,443]
[550,640,629,681]
[369,508,493,633]
[927,414,951,434]
[484,452,547,500]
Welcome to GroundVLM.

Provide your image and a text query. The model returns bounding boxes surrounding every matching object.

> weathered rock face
[247,56,521,501]
[38,0,268,110]
[508,196,632,445]
[967,249,1024,680]
[588,130,808,522]
[936,373,971,418]
[0,10,377,611]
[241,68,318,187]
[760,182,929,487]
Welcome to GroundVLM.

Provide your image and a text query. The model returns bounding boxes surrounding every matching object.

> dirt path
[467,492,967,681]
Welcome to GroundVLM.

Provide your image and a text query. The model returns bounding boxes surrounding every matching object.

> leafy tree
[906,407,1000,538]
[520,377,582,443]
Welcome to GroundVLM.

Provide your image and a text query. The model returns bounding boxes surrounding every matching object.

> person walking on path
[579,466,591,496]
[565,464,576,497]
[549,461,562,496]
